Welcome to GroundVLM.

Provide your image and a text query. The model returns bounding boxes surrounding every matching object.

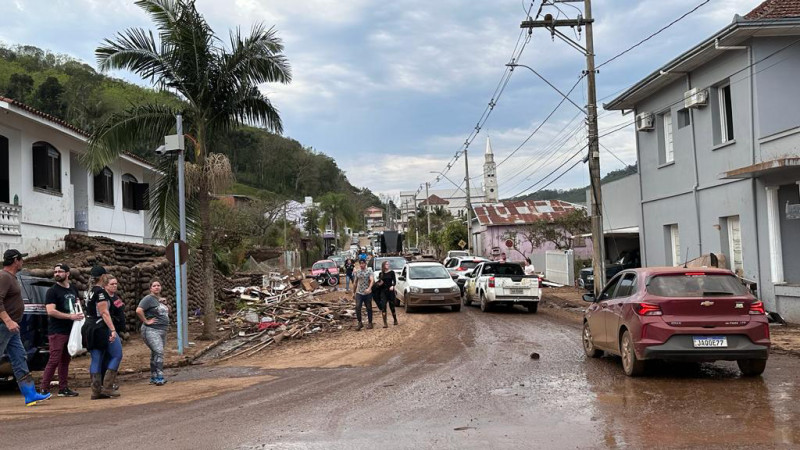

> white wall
[87,157,146,241]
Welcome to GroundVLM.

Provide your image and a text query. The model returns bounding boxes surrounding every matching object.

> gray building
[585,173,641,261]
[605,1,800,322]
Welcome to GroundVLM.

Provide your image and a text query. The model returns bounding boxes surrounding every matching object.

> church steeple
[483,137,499,203]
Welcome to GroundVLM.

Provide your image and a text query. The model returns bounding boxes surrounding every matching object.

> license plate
[509,288,524,295]
[431,296,444,301]
[692,336,728,348]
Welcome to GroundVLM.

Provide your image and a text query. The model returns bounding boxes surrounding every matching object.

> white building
[0,96,159,256]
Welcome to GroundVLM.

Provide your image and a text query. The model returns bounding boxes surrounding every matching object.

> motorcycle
[316,268,339,287]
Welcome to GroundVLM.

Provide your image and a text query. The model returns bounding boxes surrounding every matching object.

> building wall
[86,157,147,241]
[753,37,800,140]
[479,225,593,263]
[585,174,640,230]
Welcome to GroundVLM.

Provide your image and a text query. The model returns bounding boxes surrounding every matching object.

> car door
[396,266,408,302]
[589,274,622,350]
[604,272,637,352]
[467,264,482,302]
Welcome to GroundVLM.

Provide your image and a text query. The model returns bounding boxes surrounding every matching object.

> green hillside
[512,165,638,204]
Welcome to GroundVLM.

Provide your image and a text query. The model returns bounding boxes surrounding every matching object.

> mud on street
[2,294,800,449]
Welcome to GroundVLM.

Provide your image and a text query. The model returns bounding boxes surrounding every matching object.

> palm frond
[85,104,180,172]
[222,24,291,88]
[135,0,181,34]
[148,155,199,240]
[96,28,183,91]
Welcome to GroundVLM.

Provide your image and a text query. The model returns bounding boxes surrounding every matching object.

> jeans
[89,330,122,374]
[355,293,373,323]
[40,333,70,391]
[141,326,167,379]
[345,273,353,291]
[0,322,30,380]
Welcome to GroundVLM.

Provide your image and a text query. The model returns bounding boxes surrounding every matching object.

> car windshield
[410,265,450,279]
[459,261,483,269]
[377,257,406,270]
[647,274,748,297]
[312,261,336,270]
[481,263,524,276]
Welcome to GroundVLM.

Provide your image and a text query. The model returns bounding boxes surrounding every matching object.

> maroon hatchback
[582,267,770,377]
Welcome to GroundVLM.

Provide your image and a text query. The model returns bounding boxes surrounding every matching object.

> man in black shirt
[40,263,83,396]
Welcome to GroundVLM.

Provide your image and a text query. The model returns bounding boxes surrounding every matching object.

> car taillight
[749,301,766,315]
[538,277,543,288]
[488,277,495,288]
[634,302,662,316]
[456,267,466,271]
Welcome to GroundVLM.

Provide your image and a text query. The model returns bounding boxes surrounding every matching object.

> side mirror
[398,276,406,281]
[582,294,596,302]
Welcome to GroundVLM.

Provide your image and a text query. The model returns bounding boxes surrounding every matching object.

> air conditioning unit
[684,88,709,108]
[635,112,655,131]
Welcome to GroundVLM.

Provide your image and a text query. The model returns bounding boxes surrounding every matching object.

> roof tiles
[745,0,800,19]
[473,199,584,227]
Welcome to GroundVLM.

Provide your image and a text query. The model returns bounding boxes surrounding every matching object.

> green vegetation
[514,164,638,204]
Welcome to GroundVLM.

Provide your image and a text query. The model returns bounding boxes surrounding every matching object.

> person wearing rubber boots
[352,259,374,330]
[0,249,51,406]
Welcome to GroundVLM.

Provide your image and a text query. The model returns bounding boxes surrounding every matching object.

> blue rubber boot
[18,374,51,406]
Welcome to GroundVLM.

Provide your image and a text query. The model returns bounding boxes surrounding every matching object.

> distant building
[364,206,384,232]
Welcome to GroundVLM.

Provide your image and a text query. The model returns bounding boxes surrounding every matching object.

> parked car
[397,262,461,313]
[369,256,407,281]
[579,249,641,291]
[445,256,489,295]
[407,247,420,255]
[329,255,345,271]
[463,262,541,313]
[581,267,770,377]
[1,272,53,379]
[309,260,340,278]
[442,250,470,267]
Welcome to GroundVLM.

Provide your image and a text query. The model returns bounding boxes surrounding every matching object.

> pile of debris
[207,274,355,361]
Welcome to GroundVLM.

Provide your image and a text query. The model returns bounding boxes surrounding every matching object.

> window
[724,215,743,275]
[94,167,114,206]
[573,235,587,248]
[599,274,622,300]
[677,108,691,129]
[657,111,674,164]
[666,224,681,266]
[122,174,138,210]
[0,135,8,203]
[32,141,61,193]
[615,274,637,298]
[718,84,734,143]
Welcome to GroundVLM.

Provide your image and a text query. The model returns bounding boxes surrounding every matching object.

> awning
[721,157,800,179]
[578,226,639,238]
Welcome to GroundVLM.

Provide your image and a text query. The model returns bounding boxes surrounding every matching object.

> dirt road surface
[3,303,800,449]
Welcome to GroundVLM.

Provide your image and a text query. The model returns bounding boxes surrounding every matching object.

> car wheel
[405,292,414,313]
[480,292,490,312]
[452,304,461,312]
[737,359,767,377]
[463,291,472,307]
[526,302,538,314]
[620,330,646,376]
[582,321,602,358]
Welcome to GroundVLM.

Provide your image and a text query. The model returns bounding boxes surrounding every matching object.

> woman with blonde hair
[84,266,122,399]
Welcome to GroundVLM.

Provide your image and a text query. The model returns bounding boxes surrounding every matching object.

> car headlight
[410,286,422,294]
[451,286,460,293]
[587,275,594,281]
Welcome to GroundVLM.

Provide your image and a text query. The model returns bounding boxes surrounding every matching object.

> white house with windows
[0,96,158,256]
[605,0,800,322]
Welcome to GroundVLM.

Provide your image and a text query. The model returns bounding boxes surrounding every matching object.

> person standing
[524,258,536,276]
[344,258,355,291]
[351,259,374,330]
[39,263,83,397]
[85,266,122,399]
[102,275,125,392]
[375,260,398,327]
[0,249,51,406]
[136,280,170,386]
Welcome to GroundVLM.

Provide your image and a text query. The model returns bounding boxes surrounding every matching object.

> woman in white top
[524,257,536,275]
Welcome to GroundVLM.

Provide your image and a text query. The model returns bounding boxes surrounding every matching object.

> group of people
[0,248,171,406]
[345,257,398,330]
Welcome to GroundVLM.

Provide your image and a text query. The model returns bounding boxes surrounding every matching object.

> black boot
[392,312,398,325]
[102,370,120,398]
[382,311,388,328]
[91,374,110,400]
[355,322,363,331]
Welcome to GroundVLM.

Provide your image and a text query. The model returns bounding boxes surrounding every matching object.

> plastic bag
[68,301,87,356]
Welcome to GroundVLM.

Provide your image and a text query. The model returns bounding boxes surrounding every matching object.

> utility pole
[521,0,605,296]
[464,147,472,251]
[425,182,431,238]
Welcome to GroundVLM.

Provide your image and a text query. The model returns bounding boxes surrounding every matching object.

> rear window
[377,257,406,270]
[449,251,469,258]
[481,263,524,276]
[647,274,748,297]
[459,261,482,269]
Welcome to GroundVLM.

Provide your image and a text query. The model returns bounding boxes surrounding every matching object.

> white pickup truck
[463,262,541,313]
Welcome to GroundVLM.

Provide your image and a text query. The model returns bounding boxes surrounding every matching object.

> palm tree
[85,0,291,339]
[319,193,356,245]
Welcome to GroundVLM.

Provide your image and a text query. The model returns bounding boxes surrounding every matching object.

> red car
[310,260,340,277]
[582,267,770,377]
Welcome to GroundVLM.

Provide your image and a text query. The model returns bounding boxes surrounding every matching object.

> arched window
[94,166,114,206]
[32,141,61,193]
[122,173,137,210]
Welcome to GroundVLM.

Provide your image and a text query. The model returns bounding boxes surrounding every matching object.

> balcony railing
[0,203,22,236]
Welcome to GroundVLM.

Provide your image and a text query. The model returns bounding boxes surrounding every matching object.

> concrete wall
[753,37,800,140]
[585,174,640,230]
[86,157,147,241]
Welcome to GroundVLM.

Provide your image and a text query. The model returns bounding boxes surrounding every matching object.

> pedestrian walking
[344,258,355,291]
[0,249,51,406]
[85,266,122,400]
[39,263,83,397]
[136,280,170,386]
[352,259,374,330]
[375,260,398,327]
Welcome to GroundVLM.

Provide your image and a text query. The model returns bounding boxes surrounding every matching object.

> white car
[442,250,470,267]
[397,262,461,313]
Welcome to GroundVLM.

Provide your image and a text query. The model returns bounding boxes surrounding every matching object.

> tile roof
[473,199,585,227]
[745,0,800,19]
[420,194,449,206]
[1,95,155,169]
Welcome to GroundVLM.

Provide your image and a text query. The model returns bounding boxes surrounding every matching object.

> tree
[85,0,291,339]
[5,73,34,102]
[319,192,356,237]
[32,76,66,117]
[506,209,591,253]
[303,207,321,236]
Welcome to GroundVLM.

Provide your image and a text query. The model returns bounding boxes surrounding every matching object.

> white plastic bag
[68,301,87,356]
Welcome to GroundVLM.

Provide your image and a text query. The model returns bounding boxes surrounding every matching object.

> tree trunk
[197,127,217,340]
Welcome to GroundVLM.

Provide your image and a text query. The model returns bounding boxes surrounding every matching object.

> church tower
[483,137,499,203]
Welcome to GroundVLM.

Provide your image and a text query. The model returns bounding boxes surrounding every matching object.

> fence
[545,250,574,286]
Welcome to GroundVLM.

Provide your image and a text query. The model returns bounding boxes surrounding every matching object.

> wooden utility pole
[521,0,605,295]
[425,182,431,237]
[464,147,472,251]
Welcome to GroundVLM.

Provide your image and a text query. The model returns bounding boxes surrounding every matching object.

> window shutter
[133,183,150,210]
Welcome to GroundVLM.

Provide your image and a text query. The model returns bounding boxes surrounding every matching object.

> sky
[1,0,760,200]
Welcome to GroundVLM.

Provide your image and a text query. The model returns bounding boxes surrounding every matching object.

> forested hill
[0,44,380,206]
[511,165,638,204]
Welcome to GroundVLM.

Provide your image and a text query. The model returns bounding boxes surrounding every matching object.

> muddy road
[3,306,800,449]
